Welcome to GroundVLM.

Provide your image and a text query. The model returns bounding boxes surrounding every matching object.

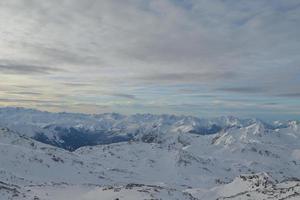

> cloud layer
[0,0,299,119]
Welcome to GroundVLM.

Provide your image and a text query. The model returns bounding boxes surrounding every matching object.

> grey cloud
[0,98,64,104]
[217,86,265,93]
[108,93,137,100]
[217,87,300,98]
[262,102,279,106]
[10,91,42,96]
[73,103,110,109]
[177,88,202,93]
[63,82,93,87]
[137,71,236,84]
[276,93,300,97]
[176,88,216,97]
[22,44,103,66]
[0,62,62,75]
[1,0,299,86]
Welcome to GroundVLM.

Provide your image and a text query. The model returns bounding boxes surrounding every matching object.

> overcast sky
[0,0,300,120]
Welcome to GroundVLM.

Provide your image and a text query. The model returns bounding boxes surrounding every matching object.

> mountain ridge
[1,107,296,151]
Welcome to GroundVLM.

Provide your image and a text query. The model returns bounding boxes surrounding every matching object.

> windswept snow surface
[0,107,299,199]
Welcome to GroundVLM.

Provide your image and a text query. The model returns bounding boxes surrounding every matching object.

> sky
[0,0,300,120]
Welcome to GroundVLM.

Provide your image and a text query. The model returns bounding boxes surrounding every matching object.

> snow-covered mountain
[0,107,267,151]
[0,107,299,199]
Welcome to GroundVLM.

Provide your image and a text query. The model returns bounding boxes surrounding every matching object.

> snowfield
[0,107,299,199]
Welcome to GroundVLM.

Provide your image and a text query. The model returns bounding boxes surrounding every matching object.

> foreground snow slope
[188,173,300,200]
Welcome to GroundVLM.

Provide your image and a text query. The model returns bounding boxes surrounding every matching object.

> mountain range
[0,107,299,200]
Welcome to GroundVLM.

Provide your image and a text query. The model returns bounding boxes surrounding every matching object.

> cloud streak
[0,98,64,104]
[108,93,137,100]
[217,87,265,94]
[0,62,62,75]
[277,93,300,98]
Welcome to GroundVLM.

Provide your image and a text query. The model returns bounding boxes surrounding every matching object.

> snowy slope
[0,128,110,186]
[74,121,300,189]
[187,173,300,200]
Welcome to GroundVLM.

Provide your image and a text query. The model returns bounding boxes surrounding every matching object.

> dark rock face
[189,124,222,135]
[33,127,133,151]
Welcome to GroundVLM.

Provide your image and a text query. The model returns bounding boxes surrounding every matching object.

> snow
[292,149,300,160]
[0,107,300,199]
